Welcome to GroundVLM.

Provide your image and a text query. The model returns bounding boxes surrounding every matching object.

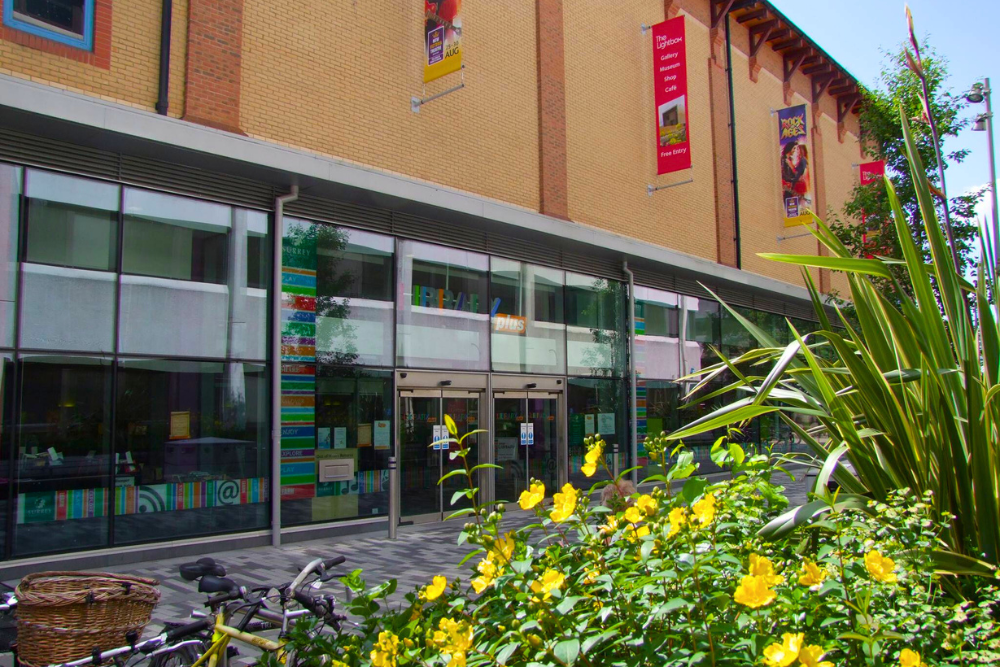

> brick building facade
[0,0,863,570]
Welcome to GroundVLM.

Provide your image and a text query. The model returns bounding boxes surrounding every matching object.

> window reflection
[397,241,489,371]
[567,378,627,488]
[0,166,20,348]
[490,258,566,374]
[113,359,269,544]
[566,273,626,377]
[13,356,113,557]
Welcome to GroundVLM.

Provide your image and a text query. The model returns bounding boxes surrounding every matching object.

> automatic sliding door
[527,393,559,493]
[493,393,526,504]
[399,391,441,519]
[441,391,480,517]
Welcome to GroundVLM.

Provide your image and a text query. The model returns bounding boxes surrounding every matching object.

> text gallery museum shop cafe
[0,161,818,570]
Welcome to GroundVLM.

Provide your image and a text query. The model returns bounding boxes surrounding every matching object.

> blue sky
[769,0,999,220]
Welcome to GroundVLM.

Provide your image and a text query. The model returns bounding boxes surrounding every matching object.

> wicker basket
[14,572,160,667]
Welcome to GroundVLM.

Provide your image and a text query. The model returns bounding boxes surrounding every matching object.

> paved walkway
[0,469,810,664]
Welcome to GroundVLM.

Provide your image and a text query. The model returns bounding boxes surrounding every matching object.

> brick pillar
[708,28,738,268]
[664,0,680,18]
[811,106,831,293]
[536,0,569,220]
[184,0,245,133]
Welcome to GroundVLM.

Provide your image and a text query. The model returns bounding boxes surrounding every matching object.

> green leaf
[450,490,468,506]
[682,477,709,503]
[728,443,746,465]
[496,643,519,665]
[758,253,895,278]
[437,469,468,485]
[444,414,457,437]
[553,639,580,666]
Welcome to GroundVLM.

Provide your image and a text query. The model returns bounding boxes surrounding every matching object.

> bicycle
[33,555,348,667]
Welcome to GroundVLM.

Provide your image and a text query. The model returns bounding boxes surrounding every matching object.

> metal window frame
[4,0,95,51]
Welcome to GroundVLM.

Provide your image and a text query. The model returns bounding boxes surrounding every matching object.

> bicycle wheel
[148,643,205,667]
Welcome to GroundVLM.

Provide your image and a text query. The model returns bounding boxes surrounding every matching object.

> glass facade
[0,167,272,560]
[0,161,820,561]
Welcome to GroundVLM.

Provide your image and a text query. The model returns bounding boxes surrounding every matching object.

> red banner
[652,17,691,174]
[860,160,885,186]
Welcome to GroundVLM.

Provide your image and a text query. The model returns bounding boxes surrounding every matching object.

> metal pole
[271,186,298,548]
[985,79,999,262]
[623,262,638,487]
[388,455,398,539]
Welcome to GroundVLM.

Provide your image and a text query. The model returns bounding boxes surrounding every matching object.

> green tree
[829,40,984,289]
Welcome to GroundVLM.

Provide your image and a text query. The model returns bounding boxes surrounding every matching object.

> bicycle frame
[188,604,311,667]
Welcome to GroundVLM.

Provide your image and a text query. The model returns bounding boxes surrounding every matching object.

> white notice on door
[598,413,615,435]
[584,414,595,436]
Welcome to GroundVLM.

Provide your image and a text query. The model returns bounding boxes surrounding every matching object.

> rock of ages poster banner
[652,17,692,174]
[778,105,813,227]
[424,1,462,83]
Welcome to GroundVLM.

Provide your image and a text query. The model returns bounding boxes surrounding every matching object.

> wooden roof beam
[783,48,811,83]
[711,0,738,29]
[802,62,833,76]
[837,93,862,123]
[749,19,777,58]
[772,37,803,51]
[765,27,791,42]
[736,6,768,23]
[811,72,838,103]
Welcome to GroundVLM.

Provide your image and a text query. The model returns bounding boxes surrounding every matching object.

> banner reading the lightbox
[424,0,462,83]
[778,105,814,227]
[652,17,692,174]
[859,160,885,186]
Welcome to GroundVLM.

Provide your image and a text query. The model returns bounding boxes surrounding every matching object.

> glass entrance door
[493,391,559,503]
[399,389,480,520]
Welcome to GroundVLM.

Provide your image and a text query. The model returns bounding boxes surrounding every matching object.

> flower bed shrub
[267,427,999,667]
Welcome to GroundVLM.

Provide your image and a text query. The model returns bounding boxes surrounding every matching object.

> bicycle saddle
[180,557,227,581]
[198,575,239,594]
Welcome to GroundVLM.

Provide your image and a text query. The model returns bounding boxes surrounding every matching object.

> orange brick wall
[239,0,540,213]
[0,0,187,117]
[564,2,719,262]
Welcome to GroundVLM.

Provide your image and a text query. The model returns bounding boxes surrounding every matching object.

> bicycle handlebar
[164,618,213,643]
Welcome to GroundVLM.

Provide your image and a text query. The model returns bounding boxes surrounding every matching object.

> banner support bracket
[641,23,651,34]
[647,178,694,196]
[777,228,816,242]
[412,68,466,113]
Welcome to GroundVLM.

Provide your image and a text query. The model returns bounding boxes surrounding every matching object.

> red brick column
[536,0,569,220]
[708,29,738,268]
[184,0,245,133]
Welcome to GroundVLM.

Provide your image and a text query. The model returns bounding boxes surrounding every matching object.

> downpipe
[272,186,299,547]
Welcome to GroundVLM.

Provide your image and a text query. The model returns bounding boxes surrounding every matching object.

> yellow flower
[624,506,644,524]
[798,560,828,588]
[865,550,898,583]
[762,633,804,667]
[600,515,619,535]
[625,524,651,543]
[585,440,604,464]
[636,494,657,516]
[799,645,834,667]
[899,649,924,667]
[749,554,785,587]
[530,568,565,602]
[581,462,598,477]
[447,653,466,667]
[667,507,687,537]
[471,576,491,594]
[691,492,716,527]
[733,575,777,608]
[549,484,578,522]
[433,618,473,667]
[423,575,447,601]
[518,482,545,510]
[370,631,400,667]
[492,532,516,564]
[583,568,600,585]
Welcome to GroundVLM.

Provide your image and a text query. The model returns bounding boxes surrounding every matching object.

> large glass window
[281,368,392,526]
[21,171,119,352]
[567,377,627,489]
[634,286,681,380]
[0,354,13,559]
[0,166,20,348]
[12,356,113,557]
[636,379,680,480]
[566,273,626,377]
[312,223,394,368]
[113,359,269,544]
[397,241,489,371]
[119,190,269,360]
[490,258,566,375]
